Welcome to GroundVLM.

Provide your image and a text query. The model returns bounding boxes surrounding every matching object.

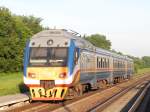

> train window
[100,58,103,68]
[113,60,115,68]
[49,47,68,67]
[103,58,105,68]
[99,58,101,68]
[74,48,79,65]
[104,58,106,68]
[116,61,118,68]
[120,62,122,68]
[113,60,116,68]
[106,59,109,68]
[97,57,101,68]
[30,47,47,60]
[97,57,99,68]
[108,59,110,68]
[29,47,68,67]
[101,58,103,68]
[107,58,109,68]
[105,58,107,68]
[30,47,48,66]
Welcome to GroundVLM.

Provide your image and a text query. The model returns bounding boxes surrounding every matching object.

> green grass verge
[0,72,25,96]
[135,68,150,76]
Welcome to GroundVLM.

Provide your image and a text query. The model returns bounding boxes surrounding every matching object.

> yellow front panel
[30,87,68,99]
[27,67,68,80]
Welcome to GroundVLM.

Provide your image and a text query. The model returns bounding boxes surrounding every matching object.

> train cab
[23,29,80,100]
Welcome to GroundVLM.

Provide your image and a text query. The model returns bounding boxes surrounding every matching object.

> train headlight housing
[47,39,53,46]
[28,73,36,78]
[59,72,67,78]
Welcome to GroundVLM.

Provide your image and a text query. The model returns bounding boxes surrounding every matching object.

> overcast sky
[1,0,150,57]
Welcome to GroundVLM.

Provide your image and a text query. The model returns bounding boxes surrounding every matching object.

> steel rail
[88,79,150,112]
[128,82,150,112]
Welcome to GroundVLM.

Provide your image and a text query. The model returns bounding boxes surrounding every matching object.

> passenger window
[99,58,101,68]
[108,59,109,68]
[97,57,99,68]
[103,58,105,68]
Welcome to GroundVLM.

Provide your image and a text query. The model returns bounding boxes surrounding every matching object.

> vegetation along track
[9,74,150,112]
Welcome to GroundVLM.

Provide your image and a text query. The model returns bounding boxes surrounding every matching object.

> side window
[113,60,116,68]
[103,58,105,68]
[97,57,102,68]
[101,58,102,68]
[74,48,79,65]
[97,57,99,68]
[99,58,101,68]
[108,59,109,68]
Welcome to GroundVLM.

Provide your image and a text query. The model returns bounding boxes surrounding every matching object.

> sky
[1,0,150,57]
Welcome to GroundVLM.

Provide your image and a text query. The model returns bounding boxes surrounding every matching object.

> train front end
[23,30,79,101]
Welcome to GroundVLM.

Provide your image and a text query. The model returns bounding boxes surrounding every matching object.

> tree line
[0,7,43,72]
[85,34,150,73]
[0,7,150,73]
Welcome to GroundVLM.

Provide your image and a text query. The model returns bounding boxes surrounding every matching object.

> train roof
[31,29,133,62]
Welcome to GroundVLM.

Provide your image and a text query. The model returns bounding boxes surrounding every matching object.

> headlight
[59,72,67,78]
[28,72,36,78]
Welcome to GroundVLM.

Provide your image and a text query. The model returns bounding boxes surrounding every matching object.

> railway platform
[0,93,29,110]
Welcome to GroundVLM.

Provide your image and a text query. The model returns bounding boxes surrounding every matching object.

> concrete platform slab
[0,93,29,107]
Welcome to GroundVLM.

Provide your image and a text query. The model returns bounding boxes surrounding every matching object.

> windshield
[29,47,68,67]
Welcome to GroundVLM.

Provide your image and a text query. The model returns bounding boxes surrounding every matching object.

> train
[23,29,134,101]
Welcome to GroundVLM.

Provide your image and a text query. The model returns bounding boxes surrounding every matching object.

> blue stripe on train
[23,40,30,77]
[80,71,127,84]
[80,72,111,84]
[68,39,75,76]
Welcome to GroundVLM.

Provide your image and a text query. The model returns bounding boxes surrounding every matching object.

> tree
[142,56,150,68]
[21,16,43,34]
[0,7,43,73]
[0,7,16,38]
[85,34,111,50]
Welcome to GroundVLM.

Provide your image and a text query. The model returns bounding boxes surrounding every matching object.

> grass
[0,72,25,96]
[135,68,150,76]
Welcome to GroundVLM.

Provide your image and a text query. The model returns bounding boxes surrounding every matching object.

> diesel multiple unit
[23,29,134,101]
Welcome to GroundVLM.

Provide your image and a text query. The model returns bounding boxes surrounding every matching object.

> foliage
[85,34,111,50]
[127,55,150,73]
[19,15,43,34]
[0,7,43,73]
[142,56,150,68]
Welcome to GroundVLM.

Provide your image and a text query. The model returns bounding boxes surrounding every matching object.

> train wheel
[98,80,107,89]
[66,87,77,99]
[75,84,83,96]
[66,84,83,99]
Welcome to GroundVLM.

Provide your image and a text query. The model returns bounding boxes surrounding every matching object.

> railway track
[90,80,150,112]
[130,81,150,112]
[8,73,150,112]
